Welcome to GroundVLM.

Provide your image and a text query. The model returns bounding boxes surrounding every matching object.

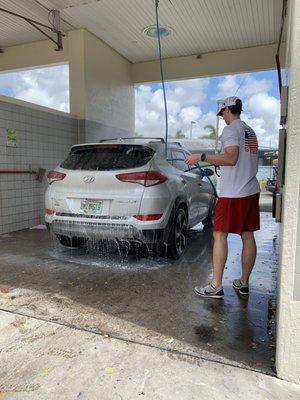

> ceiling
[0,0,284,63]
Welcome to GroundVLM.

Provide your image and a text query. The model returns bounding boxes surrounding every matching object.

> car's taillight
[116,171,167,187]
[133,214,163,221]
[45,208,54,216]
[47,171,66,184]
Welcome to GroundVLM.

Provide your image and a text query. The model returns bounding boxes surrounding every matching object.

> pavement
[0,208,299,398]
[1,309,300,400]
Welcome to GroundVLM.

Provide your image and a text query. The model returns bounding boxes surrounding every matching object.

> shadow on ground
[0,213,277,374]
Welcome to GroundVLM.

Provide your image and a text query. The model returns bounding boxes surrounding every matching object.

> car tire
[166,207,188,259]
[57,235,87,248]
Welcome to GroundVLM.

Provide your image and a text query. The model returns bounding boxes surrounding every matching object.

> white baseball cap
[217,96,243,116]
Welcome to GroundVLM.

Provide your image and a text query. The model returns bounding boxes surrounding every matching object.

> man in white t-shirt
[185,96,260,299]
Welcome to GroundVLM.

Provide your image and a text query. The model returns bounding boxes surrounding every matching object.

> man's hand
[185,154,201,167]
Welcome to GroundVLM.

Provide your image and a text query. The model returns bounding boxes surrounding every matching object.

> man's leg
[211,231,228,288]
[240,231,257,284]
[194,230,227,298]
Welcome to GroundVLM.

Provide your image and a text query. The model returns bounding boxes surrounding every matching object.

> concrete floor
[1,310,300,400]
[2,206,299,399]
[0,211,277,375]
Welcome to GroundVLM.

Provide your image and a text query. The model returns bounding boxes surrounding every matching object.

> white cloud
[135,72,280,148]
[245,92,280,147]
[180,106,202,124]
[0,64,69,112]
[216,74,272,100]
[216,75,239,100]
[135,78,214,138]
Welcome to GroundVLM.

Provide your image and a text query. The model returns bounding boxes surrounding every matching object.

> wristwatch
[201,153,206,162]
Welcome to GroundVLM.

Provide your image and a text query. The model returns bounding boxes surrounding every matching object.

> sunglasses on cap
[217,107,226,117]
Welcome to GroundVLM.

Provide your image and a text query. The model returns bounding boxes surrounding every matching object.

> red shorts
[213,193,260,235]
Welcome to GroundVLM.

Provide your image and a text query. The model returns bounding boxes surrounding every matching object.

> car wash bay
[0,210,277,374]
[0,0,299,387]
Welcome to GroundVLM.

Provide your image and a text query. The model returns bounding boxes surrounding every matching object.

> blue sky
[146,70,279,114]
[0,64,70,113]
[0,65,280,148]
[135,69,281,148]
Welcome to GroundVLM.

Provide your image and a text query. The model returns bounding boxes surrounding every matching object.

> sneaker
[233,279,249,295]
[194,283,224,299]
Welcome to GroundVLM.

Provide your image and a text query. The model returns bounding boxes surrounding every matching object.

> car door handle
[181,179,187,185]
[198,182,202,187]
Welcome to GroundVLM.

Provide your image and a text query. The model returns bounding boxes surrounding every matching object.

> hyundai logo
[83,176,95,183]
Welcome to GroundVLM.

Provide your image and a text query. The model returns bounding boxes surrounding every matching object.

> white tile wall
[0,101,133,235]
[0,100,78,234]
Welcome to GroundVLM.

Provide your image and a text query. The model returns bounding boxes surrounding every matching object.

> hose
[155,0,168,157]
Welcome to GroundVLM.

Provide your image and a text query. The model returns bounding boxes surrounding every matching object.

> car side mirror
[203,168,214,177]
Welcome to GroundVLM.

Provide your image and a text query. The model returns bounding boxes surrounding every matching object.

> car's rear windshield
[60,144,155,171]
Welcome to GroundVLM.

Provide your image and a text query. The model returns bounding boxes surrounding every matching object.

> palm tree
[203,124,218,140]
[173,130,186,139]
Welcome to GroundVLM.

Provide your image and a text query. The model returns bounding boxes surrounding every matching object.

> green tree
[174,129,186,139]
[203,124,218,140]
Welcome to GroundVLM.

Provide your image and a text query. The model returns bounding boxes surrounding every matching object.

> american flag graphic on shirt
[244,127,258,154]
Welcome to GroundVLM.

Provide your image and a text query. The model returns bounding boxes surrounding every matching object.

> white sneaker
[194,283,224,299]
[233,279,249,295]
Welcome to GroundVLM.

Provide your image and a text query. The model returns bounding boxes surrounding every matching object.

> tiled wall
[0,100,78,234]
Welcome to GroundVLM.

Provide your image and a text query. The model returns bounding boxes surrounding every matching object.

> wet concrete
[0,213,278,374]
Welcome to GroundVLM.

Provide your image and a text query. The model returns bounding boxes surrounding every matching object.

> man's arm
[185,146,239,167]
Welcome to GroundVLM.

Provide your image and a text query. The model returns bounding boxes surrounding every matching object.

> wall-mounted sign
[6,128,17,147]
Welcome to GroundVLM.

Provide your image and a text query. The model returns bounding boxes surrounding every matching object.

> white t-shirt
[219,119,260,198]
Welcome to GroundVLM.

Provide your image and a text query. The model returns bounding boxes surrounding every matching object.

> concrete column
[68,29,134,143]
[68,30,86,120]
[276,0,300,384]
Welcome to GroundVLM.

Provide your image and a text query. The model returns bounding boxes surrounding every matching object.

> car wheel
[166,207,188,259]
[57,235,87,248]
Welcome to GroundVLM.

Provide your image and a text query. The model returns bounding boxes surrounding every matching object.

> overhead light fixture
[143,25,173,38]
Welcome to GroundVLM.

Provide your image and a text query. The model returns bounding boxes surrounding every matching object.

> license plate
[80,200,103,215]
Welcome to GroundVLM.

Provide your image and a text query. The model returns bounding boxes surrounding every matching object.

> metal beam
[0,7,64,51]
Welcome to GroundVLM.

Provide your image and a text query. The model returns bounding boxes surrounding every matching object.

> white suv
[45,138,216,258]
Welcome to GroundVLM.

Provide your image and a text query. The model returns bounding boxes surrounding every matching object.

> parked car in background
[266,164,278,193]
[45,138,216,259]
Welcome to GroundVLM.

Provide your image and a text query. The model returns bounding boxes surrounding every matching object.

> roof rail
[99,137,165,143]
[168,141,182,147]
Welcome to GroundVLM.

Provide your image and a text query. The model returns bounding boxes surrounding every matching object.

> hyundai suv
[45,138,216,258]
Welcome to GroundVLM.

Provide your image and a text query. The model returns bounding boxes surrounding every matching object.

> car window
[171,150,189,172]
[61,144,154,171]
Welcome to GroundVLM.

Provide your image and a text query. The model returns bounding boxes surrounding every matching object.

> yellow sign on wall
[6,128,17,147]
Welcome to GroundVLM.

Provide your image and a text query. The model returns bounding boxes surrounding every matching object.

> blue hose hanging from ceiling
[155,0,168,156]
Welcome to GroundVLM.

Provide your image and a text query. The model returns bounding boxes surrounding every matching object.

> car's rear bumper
[48,219,165,243]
